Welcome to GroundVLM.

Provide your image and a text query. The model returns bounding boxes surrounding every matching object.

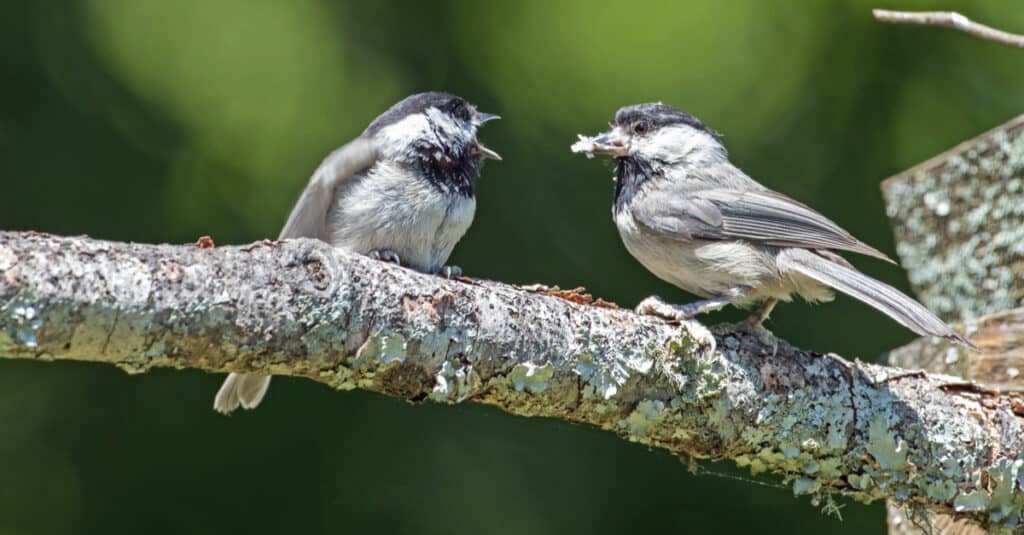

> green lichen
[618,400,665,438]
[792,478,821,496]
[352,334,407,368]
[986,458,1024,525]
[847,474,873,491]
[319,365,356,390]
[508,362,555,394]
[954,490,990,512]
[431,360,477,402]
[866,415,910,472]
[662,336,724,404]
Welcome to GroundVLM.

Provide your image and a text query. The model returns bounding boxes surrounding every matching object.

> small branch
[1,231,1023,528]
[873,9,1024,48]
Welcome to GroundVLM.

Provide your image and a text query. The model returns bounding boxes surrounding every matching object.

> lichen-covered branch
[1,231,1023,528]
[873,9,1024,48]
[882,114,1024,323]
[885,307,1024,534]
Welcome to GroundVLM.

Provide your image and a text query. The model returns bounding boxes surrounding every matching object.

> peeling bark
[887,307,1024,392]
[1,231,1023,529]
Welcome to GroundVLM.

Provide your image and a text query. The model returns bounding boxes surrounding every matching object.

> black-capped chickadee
[572,103,973,348]
[214,92,501,414]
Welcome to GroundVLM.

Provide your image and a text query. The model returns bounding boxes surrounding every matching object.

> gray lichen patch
[950,458,1024,527]
[882,115,1024,322]
[0,244,17,273]
[4,297,43,349]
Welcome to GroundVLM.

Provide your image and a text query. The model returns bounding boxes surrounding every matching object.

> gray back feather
[778,249,973,348]
[633,186,894,263]
[278,138,379,240]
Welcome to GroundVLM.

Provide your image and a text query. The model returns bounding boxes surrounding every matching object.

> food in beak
[571,131,629,159]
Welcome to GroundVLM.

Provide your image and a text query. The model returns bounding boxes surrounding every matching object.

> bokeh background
[1,0,1022,533]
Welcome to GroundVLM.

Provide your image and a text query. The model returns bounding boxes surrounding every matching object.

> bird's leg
[439,265,462,279]
[743,297,778,328]
[368,249,402,266]
[635,294,734,321]
[740,297,780,356]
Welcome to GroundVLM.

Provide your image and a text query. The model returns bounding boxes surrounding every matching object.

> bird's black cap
[364,92,473,136]
[614,103,720,139]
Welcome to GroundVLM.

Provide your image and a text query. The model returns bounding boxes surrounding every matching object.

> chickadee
[214,92,501,414]
[572,103,973,348]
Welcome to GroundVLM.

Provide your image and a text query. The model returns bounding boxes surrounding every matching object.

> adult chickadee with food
[571,102,973,348]
[214,92,501,414]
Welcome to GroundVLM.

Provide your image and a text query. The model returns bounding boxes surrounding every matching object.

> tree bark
[1,231,1023,529]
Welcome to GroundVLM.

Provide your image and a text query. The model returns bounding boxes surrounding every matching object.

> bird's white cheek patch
[377,114,432,154]
[638,126,720,164]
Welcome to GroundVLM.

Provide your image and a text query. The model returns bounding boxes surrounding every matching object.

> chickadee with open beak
[214,92,501,414]
[571,103,973,348]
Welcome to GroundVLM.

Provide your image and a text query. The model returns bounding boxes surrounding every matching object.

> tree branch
[1,231,1023,528]
[873,9,1024,48]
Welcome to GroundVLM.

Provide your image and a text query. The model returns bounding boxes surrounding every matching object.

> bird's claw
[369,249,402,266]
[635,296,694,321]
[635,295,732,322]
[741,298,778,330]
[738,298,779,356]
[440,265,462,279]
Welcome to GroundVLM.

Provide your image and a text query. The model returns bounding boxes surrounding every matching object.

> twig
[873,9,1024,48]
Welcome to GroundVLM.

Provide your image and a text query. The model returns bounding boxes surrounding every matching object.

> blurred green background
[1,0,1022,533]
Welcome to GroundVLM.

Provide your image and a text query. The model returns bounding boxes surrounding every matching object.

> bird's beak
[471,143,502,161]
[571,127,630,159]
[475,112,501,124]
[470,112,501,160]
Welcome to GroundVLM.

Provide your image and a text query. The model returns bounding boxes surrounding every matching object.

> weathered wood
[887,307,1024,392]
[883,115,1024,533]
[881,114,1024,322]
[1,231,1023,529]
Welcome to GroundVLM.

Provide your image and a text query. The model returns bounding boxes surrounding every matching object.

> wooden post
[882,114,1024,534]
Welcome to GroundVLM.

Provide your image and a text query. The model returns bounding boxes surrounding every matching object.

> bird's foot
[635,295,731,322]
[739,298,779,356]
[439,265,462,279]
[368,249,402,266]
[741,298,778,329]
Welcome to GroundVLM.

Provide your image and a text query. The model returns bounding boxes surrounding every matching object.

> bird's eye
[444,99,471,121]
[634,120,650,134]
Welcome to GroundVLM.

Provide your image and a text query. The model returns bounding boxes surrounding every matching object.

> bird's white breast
[327,161,475,273]
[613,203,778,300]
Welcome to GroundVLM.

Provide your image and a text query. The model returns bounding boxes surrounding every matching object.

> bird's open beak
[470,112,501,160]
[475,112,501,124]
[471,143,502,161]
[571,127,630,159]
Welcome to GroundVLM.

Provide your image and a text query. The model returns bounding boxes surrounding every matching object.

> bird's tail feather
[779,249,976,350]
[213,373,272,414]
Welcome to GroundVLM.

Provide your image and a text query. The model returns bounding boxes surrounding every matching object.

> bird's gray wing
[632,187,894,262]
[278,138,379,240]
